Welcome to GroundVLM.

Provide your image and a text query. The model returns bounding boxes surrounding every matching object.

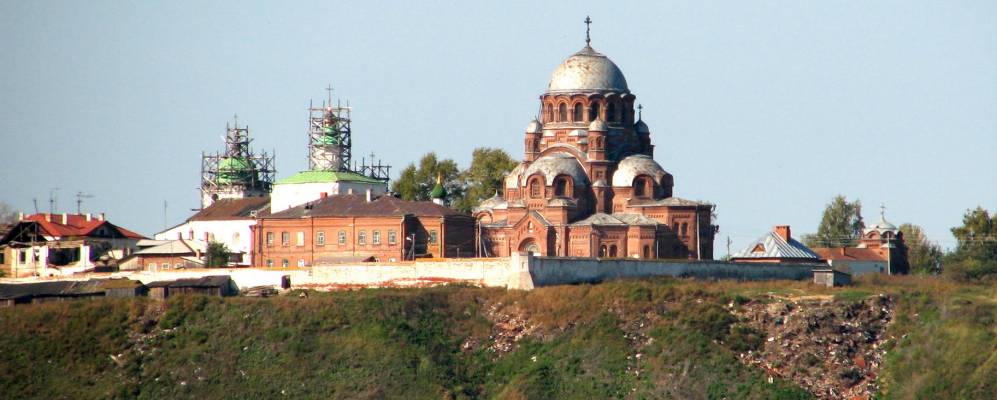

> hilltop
[1,276,995,399]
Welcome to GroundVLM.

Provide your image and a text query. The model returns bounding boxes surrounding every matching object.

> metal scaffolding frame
[200,117,275,207]
[307,85,390,181]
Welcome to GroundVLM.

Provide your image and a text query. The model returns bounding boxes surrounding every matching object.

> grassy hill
[0,276,994,399]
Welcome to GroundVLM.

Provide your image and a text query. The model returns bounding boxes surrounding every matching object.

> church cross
[325,84,334,105]
[585,16,592,45]
[637,104,643,120]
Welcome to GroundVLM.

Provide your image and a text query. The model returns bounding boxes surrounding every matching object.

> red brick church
[474,25,717,259]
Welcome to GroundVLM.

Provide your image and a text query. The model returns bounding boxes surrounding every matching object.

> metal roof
[275,170,384,185]
[547,45,629,94]
[732,232,821,260]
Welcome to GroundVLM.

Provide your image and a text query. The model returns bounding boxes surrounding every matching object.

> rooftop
[276,170,384,185]
[267,194,467,219]
[189,197,270,221]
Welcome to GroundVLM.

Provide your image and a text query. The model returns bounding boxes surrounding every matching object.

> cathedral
[474,24,718,259]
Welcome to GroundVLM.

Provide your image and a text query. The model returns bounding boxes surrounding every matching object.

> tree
[391,152,463,204]
[205,241,231,267]
[0,201,18,225]
[899,223,942,274]
[454,147,518,213]
[802,195,864,248]
[949,207,997,262]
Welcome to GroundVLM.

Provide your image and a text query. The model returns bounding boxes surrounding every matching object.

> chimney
[774,225,791,241]
[320,192,328,199]
[85,213,92,222]
[366,188,373,202]
[61,213,68,225]
[98,213,105,221]
[45,213,51,222]
[17,212,23,221]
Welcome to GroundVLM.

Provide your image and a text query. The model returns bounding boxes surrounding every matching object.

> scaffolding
[307,86,391,180]
[200,117,276,208]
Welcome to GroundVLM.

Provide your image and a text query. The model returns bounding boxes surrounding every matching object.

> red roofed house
[252,193,475,267]
[810,209,910,276]
[0,213,146,278]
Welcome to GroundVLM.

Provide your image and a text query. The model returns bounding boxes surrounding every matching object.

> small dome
[589,118,608,132]
[634,120,649,134]
[505,163,526,189]
[612,155,669,187]
[865,209,898,234]
[523,153,589,187]
[526,119,543,134]
[474,192,508,213]
[547,46,629,94]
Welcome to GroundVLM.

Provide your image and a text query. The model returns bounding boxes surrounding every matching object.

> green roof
[276,170,385,185]
[217,157,253,184]
[430,182,447,199]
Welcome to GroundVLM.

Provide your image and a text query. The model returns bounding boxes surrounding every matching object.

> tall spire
[584,16,592,46]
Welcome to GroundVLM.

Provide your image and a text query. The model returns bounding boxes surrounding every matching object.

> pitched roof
[0,279,107,300]
[570,213,659,226]
[12,214,145,240]
[732,231,821,260]
[275,170,385,185]
[630,197,712,208]
[147,276,232,289]
[188,197,270,221]
[133,239,208,256]
[811,247,887,262]
[266,194,467,219]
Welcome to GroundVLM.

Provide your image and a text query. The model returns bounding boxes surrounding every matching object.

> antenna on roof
[76,191,94,214]
[48,187,60,214]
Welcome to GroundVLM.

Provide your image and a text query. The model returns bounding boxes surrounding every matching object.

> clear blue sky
[1,1,994,255]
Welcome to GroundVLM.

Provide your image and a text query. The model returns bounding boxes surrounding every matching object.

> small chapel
[474,20,718,259]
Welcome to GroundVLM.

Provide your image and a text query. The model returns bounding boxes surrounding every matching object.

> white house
[155,197,270,266]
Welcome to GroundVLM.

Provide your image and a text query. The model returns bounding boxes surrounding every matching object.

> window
[681,223,688,237]
[281,259,289,268]
[316,231,325,246]
[266,232,274,246]
[281,231,290,246]
[297,259,305,267]
[429,230,438,244]
[530,178,542,198]
[373,230,381,245]
[589,102,600,121]
[296,231,305,246]
[388,230,397,245]
[607,102,617,122]
[338,230,347,244]
[558,103,567,122]
[553,176,570,197]
[609,245,618,258]
[163,263,170,270]
[232,232,240,245]
[643,245,651,259]
[18,250,26,264]
[634,177,649,198]
[358,231,367,245]
[573,103,583,122]
[266,259,274,267]
[148,262,157,270]
[545,104,553,121]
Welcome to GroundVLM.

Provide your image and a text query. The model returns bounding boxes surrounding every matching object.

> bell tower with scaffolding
[200,116,276,208]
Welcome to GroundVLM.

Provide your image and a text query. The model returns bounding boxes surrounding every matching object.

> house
[146,276,236,300]
[118,239,209,271]
[731,226,823,264]
[811,208,910,276]
[0,213,145,278]
[155,197,270,266]
[252,193,475,267]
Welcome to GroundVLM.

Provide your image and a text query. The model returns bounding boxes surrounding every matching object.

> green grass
[0,277,995,399]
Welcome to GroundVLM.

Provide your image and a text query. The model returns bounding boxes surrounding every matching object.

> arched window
[599,245,607,258]
[589,102,600,121]
[634,177,647,198]
[609,245,618,257]
[607,103,617,122]
[573,103,583,122]
[681,223,688,237]
[643,245,651,259]
[553,176,571,197]
[529,178,542,198]
[545,104,553,121]
[558,103,567,122]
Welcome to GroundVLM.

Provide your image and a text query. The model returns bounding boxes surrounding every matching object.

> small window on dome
[558,104,567,122]
[607,103,617,123]
[589,102,600,121]
[530,179,542,198]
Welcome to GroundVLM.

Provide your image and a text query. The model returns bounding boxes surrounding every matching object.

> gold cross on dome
[585,16,592,45]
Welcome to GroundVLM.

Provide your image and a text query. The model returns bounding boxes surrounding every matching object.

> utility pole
[726,236,732,259]
[163,201,168,230]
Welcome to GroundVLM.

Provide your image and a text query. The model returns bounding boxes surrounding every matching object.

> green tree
[802,195,864,248]
[205,241,230,267]
[949,207,997,262]
[391,152,463,204]
[899,223,942,274]
[0,201,18,225]
[454,147,517,213]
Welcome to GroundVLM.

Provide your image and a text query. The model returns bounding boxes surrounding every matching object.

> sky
[1,1,994,255]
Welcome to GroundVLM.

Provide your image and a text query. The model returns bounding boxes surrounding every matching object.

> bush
[943,259,997,282]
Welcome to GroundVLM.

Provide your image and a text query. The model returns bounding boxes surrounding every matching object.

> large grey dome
[523,153,589,187]
[547,46,629,94]
[612,154,669,187]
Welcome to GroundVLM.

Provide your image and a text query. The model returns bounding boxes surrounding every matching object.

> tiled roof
[732,232,821,260]
[811,247,887,262]
[266,194,467,219]
[189,197,270,221]
[17,214,145,239]
[275,170,384,185]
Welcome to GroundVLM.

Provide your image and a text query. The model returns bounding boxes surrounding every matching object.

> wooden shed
[100,279,148,298]
[146,276,236,300]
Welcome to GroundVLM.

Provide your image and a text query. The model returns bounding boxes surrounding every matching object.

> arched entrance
[519,239,542,255]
